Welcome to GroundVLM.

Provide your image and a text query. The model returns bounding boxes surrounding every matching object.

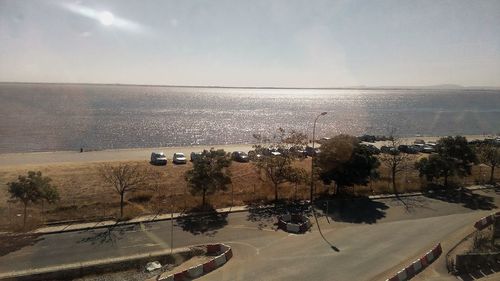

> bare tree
[477,143,500,184]
[99,163,149,218]
[378,129,414,195]
[252,128,308,202]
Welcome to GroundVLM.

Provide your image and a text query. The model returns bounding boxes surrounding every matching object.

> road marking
[224,241,260,255]
[120,243,159,249]
[228,225,276,232]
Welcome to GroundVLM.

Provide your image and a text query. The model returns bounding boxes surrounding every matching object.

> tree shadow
[78,223,132,245]
[0,233,44,257]
[388,196,433,214]
[246,200,312,229]
[314,195,388,224]
[423,187,497,210]
[176,206,228,236]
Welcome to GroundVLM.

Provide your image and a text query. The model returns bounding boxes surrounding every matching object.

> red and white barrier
[187,264,204,278]
[278,214,311,233]
[474,214,495,230]
[286,223,301,233]
[157,274,174,281]
[214,253,227,267]
[158,243,233,281]
[385,243,442,281]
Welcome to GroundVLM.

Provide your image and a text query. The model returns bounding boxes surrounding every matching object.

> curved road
[0,190,498,281]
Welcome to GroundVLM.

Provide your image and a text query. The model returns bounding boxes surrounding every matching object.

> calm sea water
[0,83,499,153]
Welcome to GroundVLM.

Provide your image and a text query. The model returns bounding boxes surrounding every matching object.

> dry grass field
[0,156,498,232]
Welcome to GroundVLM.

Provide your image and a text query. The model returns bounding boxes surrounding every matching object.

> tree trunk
[120,192,124,218]
[444,174,448,187]
[392,168,398,195]
[202,189,206,209]
[490,166,495,184]
[274,183,278,202]
[23,202,28,228]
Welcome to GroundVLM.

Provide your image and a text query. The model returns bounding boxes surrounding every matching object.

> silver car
[173,152,187,164]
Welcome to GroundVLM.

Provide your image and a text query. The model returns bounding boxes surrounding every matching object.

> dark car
[397,145,418,154]
[305,146,320,157]
[231,151,249,162]
[362,144,380,154]
[190,152,202,162]
[289,146,308,158]
[380,146,398,154]
[150,152,167,165]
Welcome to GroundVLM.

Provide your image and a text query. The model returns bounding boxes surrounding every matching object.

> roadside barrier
[446,211,500,274]
[278,213,311,234]
[473,212,499,230]
[385,243,442,281]
[156,243,232,281]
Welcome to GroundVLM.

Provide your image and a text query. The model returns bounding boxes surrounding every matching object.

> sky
[1,0,500,87]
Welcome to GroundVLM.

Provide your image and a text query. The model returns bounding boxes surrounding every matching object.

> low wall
[455,252,500,273]
[386,243,442,281]
[447,211,500,274]
[156,243,232,281]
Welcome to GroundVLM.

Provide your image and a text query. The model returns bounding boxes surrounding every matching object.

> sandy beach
[0,144,255,168]
[0,134,495,168]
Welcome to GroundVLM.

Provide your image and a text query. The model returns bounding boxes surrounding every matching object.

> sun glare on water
[99,11,114,26]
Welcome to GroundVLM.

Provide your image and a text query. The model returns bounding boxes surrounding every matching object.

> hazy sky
[1,0,499,87]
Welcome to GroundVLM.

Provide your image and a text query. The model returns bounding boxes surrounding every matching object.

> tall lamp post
[310,112,327,203]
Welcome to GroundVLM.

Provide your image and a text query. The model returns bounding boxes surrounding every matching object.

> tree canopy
[317,135,380,192]
[7,171,59,227]
[185,148,232,208]
[416,136,477,187]
[477,143,500,183]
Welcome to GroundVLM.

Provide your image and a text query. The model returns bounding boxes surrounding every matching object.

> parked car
[362,144,381,154]
[397,145,418,154]
[305,146,320,157]
[380,146,398,154]
[231,151,249,162]
[150,152,167,165]
[190,152,202,162]
[411,144,425,152]
[173,152,187,164]
[422,145,435,153]
[289,146,308,158]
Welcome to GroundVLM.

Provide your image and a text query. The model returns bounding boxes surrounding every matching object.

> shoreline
[0,134,495,168]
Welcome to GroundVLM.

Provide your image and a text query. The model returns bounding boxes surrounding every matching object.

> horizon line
[1,81,499,90]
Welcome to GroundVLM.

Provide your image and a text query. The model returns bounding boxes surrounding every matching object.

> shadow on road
[176,206,228,236]
[246,200,311,229]
[78,224,132,245]
[423,188,497,210]
[314,195,388,224]
[0,233,44,257]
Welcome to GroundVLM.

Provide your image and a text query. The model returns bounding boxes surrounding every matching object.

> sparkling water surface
[0,83,499,153]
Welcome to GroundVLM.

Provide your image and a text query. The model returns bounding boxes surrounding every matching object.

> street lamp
[310,112,327,203]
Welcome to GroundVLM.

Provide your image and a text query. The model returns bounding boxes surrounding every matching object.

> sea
[0,83,499,153]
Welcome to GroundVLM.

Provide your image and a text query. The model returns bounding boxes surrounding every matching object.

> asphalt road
[0,189,499,281]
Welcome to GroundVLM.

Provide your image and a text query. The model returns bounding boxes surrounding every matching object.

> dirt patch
[0,156,498,232]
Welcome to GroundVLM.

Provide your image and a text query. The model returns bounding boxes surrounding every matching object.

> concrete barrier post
[214,253,227,267]
[187,264,204,278]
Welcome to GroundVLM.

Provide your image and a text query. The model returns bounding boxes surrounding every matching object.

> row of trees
[6,131,499,228]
